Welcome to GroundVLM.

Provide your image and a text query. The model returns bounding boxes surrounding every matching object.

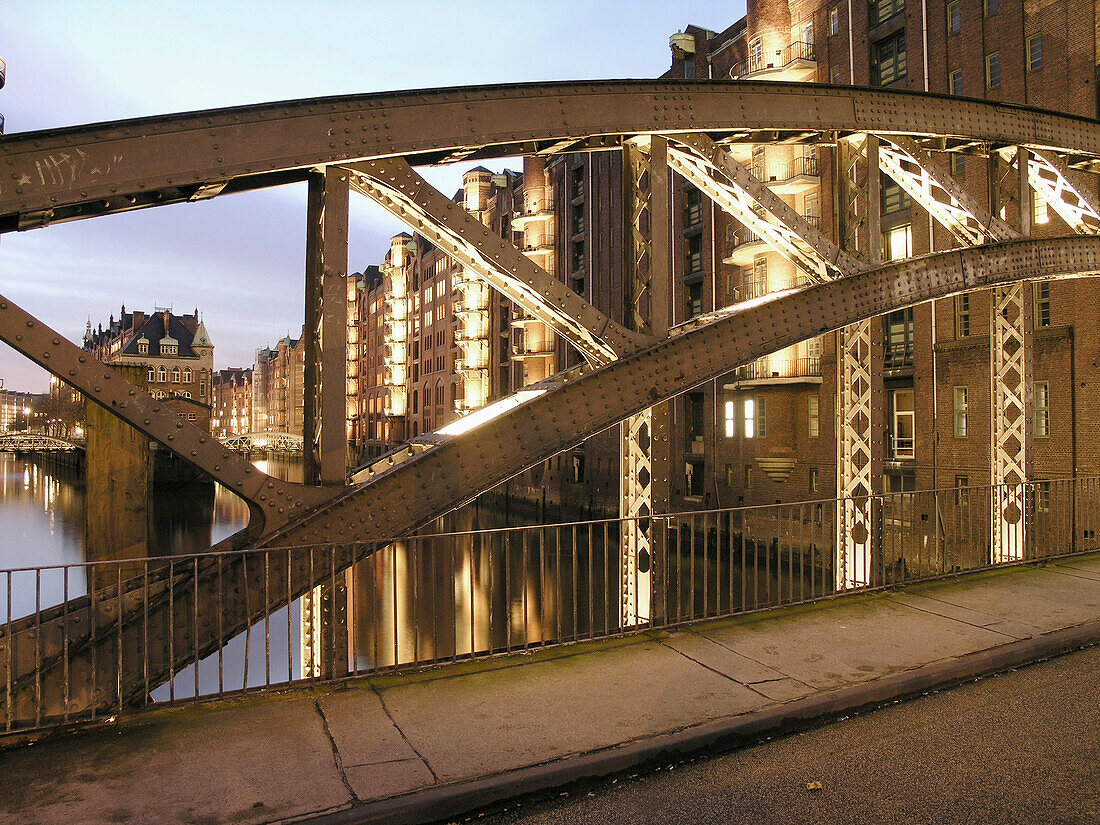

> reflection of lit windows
[829,6,839,36]
[724,400,735,437]
[872,30,906,86]
[949,68,963,95]
[1034,381,1050,437]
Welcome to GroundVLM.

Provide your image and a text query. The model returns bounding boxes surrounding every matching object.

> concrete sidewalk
[3,554,1099,825]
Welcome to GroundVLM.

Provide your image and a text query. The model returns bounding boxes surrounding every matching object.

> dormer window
[161,342,178,355]
[137,339,149,355]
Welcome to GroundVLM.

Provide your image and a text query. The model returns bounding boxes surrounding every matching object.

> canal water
[1,452,817,701]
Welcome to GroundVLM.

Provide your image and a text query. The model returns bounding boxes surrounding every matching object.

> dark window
[1034,282,1051,327]
[881,173,910,214]
[986,52,1001,88]
[687,393,705,443]
[684,186,703,227]
[955,476,970,506]
[873,30,907,86]
[947,0,960,34]
[885,308,915,368]
[686,282,703,319]
[829,7,840,36]
[571,240,585,273]
[984,0,998,16]
[570,165,585,199]
[869,0,904,27]
[950,69,963,95]
[955,293,971,337]
[685,234,703,274]
[1027,34,1043,71]
[571,202,585,235]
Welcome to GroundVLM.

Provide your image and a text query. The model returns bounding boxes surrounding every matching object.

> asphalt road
[471,645,1100,825]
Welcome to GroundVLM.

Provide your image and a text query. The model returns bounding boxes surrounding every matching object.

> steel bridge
[2,80,1100,726]
[0,434,82,452]
[220,432,304,454]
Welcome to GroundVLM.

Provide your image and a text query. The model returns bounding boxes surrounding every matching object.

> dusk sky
[0,1,741,391]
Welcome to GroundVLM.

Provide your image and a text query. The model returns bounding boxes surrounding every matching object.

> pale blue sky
[0,1,741,390]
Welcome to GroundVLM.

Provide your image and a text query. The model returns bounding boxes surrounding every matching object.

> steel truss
[620,136,669,626]
[2,83,1100,720]
[835,134,881,589]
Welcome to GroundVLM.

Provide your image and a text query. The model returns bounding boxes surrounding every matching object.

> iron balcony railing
[732,41,816,79]
[736,355,822,380]
[731,227,762,249]
[3,476,1098,740]
[759,155,820,183]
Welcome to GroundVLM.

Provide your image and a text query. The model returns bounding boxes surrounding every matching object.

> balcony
[731,41,817,83]
[723,227,765,266]
[730,355,822,385]
[758,154,820,195]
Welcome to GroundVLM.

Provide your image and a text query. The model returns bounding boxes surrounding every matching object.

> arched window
[183,368,193,383]
[158,366,167,382]
[172,367,181,383]
[148,367,156,382]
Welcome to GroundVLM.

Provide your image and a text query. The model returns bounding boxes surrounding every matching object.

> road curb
[300,621,1100,825]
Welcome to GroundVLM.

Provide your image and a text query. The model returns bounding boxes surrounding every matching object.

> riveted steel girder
[343,157,649,365]
[5,236,1099,723]
[878,136,1019,245]
[668,133,863,280]
[4,82,1100,232]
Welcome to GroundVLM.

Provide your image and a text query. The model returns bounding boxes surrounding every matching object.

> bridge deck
[3,553,1097,825]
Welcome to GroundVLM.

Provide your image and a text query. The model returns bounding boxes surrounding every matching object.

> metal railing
[736,355,822,380]
[732,41,816,79]
[761,154,820,183]
[3,476,1099,739]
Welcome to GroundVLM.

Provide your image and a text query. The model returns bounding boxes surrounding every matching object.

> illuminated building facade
[211,368,253,438]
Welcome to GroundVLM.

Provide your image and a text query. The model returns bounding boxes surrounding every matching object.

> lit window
[808,395,820,437]
[954,386,969,437]
[724,400,735,437]
[148,367,156,382]
[986,52,1001,88]
[829,6,839,36]
[183,368,192,383]
[172,367,181,383]
[1033,196,1049,225]
[1027,34,1043,71]
[744,398,755,438]
[1034,381,1050,437]
[955,294,970,337]
[883,224,913,261]
[158,366,167,382]
[947,0,961,34]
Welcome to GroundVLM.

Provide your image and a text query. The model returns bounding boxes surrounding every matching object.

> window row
[147,366,194,383]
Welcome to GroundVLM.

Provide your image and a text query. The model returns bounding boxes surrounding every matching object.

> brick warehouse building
[350,0,1100,519]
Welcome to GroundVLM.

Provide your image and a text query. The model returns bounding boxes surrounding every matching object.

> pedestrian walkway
[3,554,1098,825]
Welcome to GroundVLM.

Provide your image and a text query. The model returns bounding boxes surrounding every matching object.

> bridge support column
[302,167,351,680]
[620,136,670,625]
[85,365,150,577]
[989,148,1034,562]
[836,134,883,589]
